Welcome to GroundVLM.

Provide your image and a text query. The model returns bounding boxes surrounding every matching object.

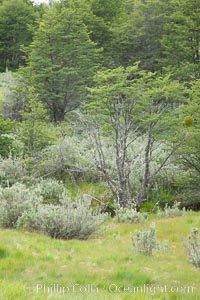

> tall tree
[177,80,200,173]
[0,0,36,72]
[161,0,200,80]
[84,65,187,209]
[106,0,171,70]
[21,2,100,121]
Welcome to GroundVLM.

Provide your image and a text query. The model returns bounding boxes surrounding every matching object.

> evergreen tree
[21,2,101,121]
[0,0,36,72]
[161,0,200,80]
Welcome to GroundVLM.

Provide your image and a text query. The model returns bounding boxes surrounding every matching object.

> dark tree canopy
[0,0,37,72]
[20,2,101,121]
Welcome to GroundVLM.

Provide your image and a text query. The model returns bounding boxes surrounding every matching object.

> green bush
[185,228,200,269]
[17,197,108,240]
[140,200,156,213]
[0,183,41,228]
[131,223,168,256]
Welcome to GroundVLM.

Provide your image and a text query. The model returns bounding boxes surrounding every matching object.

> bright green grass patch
[0,247,8,259]
[0,213,199,300]
[66,180,107,200]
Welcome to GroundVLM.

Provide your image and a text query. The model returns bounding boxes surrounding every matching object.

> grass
[66,180,108,201]
[0,213,200,300]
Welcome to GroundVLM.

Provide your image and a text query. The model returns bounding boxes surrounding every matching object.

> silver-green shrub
[157,201,187,218]
[0,183,42,228]
[17,197,108,240]
[115,205,148,223]
[185,228,200,269]
[131,223,168,256]
[32,178,66,204]
[30,136,95,181]
[0,155,26,187]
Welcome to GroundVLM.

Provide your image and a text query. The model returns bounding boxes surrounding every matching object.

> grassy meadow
[0,213,200,300]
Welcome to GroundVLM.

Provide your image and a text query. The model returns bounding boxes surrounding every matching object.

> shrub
[0,183,41,228]
[131,223,168,256]
[0,114,14,157]
[17,197,108,240]
[185,228,200,269]
[32,178,66,205]
[115,205,148,223]
[29,136,95,181]
[157,201,187,218]
[0,155,26,187]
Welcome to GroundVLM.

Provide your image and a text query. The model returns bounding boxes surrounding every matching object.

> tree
[177,80,200,174]
[18,89,53,156]
[84,66,139,208]
[104,0,171,70]
[161,0,200,80]
[21,2,100,121]
[86,0,125,67]
[166,79,200,209]
[84,65,187,209]
[133,71,188,209]
[90,0,199,76]
[0,0,36,72]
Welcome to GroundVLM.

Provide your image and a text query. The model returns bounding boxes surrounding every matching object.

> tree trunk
[136,134,154,211]
[53,108,65,122]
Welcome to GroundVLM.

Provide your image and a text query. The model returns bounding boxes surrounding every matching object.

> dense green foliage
[0,0,199,213]
[0,0,37,72]
[20,2,100,121]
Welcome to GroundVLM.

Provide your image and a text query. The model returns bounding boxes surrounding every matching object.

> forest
[0,1,200,298]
